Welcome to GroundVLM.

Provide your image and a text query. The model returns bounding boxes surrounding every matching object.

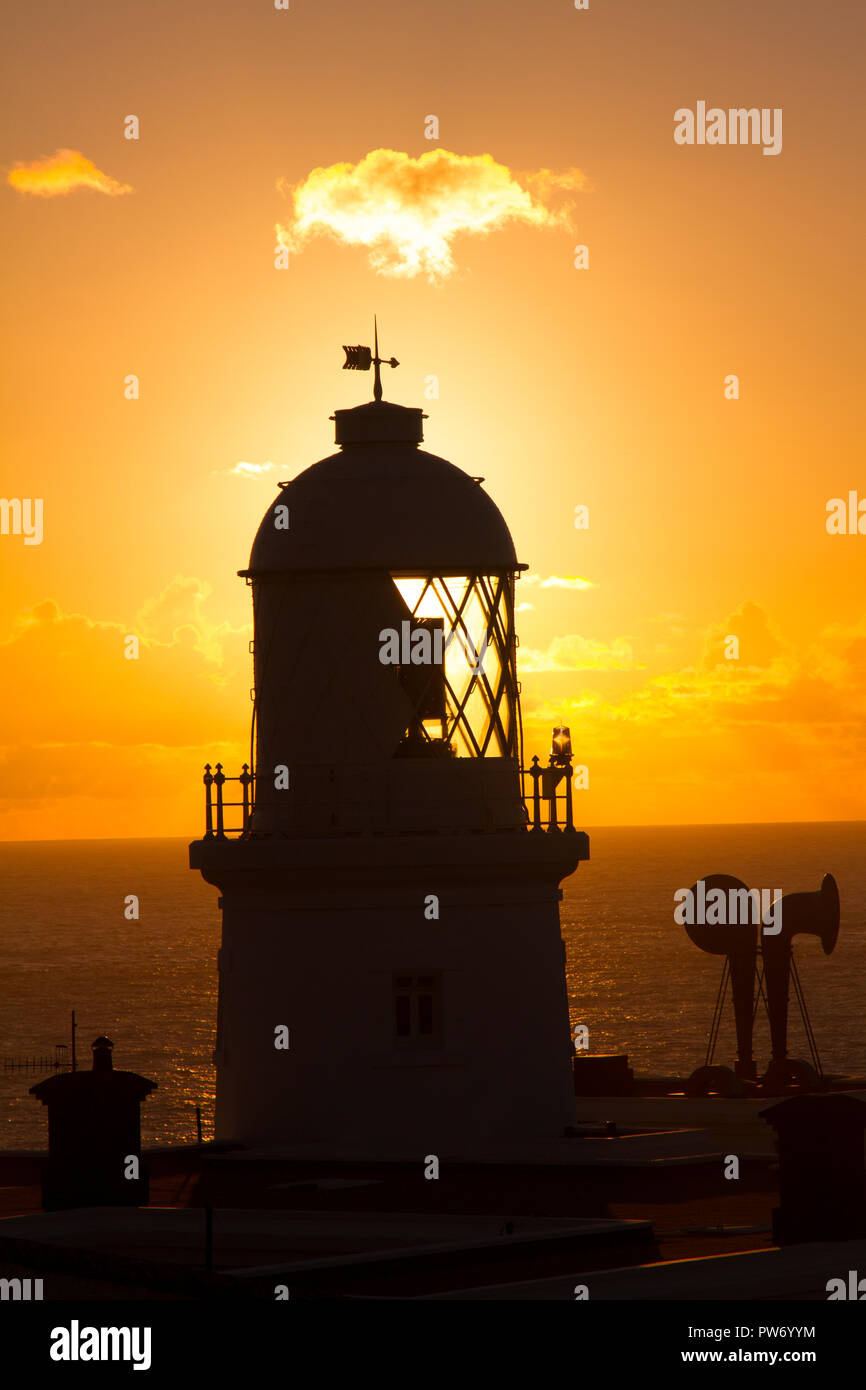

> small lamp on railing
[551,726,572,765]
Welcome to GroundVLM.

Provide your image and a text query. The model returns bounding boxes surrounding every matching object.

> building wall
[213,872,575,1152]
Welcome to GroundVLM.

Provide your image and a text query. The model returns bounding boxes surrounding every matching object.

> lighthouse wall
[251,573,415,785]
[211,863,576,1151]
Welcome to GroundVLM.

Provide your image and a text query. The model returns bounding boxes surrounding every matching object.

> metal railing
[203,763,254,838]
[3,1045,71,1073]
[200,757,577,838]
[522,756,578,833]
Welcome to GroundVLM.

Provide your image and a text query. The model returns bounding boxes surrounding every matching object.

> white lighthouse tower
[190,333,589,1154]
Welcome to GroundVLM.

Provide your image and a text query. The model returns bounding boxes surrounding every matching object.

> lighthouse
[190,332,589,1153]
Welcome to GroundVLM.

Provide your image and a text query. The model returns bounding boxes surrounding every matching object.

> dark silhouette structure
[685,874,757,1092]
[761,1093,866,1244]
[30,1036,156,1210]
[685,872,839,1095]
[572,1054,634,1096]
[762,874,839,1089]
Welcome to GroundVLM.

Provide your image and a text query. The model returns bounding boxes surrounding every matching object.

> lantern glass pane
[390,573,519,760]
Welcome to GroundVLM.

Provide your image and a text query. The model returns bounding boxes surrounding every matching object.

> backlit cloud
[0,585,250,838]
[700,600,783,669]
[7,148,133,198]
[276,148,586,280]
[213,461,276,478]
[523,574,595,591]
[519,634,639,673]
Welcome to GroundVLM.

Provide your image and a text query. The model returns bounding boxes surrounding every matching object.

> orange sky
[1,0,864,838]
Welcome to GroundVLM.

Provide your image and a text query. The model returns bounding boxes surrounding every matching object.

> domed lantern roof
[245,322,522,579]
[245,399,520,577]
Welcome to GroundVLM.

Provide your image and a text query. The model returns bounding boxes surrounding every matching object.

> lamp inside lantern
[551,726,572,763]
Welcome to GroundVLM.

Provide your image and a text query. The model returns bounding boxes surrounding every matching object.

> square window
[392,972,443,1048]
[418,993,434,1035]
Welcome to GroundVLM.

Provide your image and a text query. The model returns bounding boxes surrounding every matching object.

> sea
[1,824,863,1151]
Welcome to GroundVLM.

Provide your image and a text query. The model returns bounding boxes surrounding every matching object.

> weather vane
[342,316,399,402]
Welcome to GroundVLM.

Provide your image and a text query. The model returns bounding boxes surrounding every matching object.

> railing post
[548,761,560,834]
[240,763,251,832]
[214,763,226,839]
[529,756,543,833]
[564,759,574,832]
[203,764,214,839]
